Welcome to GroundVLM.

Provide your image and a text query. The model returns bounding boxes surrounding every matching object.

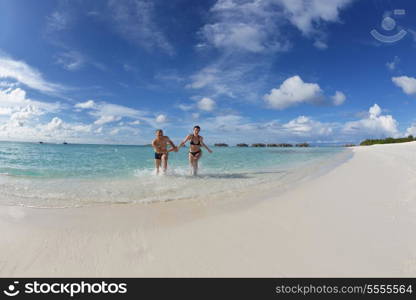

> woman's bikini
[189,135,201,157]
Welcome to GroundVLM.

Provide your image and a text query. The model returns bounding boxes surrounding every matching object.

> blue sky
[1,0,416,145]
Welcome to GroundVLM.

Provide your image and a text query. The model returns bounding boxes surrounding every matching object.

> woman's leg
[188,153,196,175]
[194,152,202,176]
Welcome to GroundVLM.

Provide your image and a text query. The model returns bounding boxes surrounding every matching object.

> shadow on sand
[171,170,286,179]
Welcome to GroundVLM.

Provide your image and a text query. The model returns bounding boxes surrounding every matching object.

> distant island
[360,135,415,146]
[240,143,310,147]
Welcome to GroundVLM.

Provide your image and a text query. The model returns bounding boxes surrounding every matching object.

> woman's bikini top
[190,135,201,146]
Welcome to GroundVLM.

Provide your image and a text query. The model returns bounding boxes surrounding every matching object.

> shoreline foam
[0,148,350,208]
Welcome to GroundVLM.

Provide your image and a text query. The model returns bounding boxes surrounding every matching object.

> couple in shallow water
[151,125,213,176]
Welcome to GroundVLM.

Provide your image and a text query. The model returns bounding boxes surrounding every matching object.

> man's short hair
[193,125,200,130]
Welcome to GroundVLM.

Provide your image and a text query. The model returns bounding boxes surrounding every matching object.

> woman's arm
[200,137,213,153]
[177,135,191,150]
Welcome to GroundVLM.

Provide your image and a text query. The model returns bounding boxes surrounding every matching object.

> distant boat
[63,141,68,145]
[39,141,44,144]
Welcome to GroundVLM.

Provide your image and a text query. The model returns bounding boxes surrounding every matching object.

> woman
[178,125,212,175]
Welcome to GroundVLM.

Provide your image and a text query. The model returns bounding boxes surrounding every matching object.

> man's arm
[166,136,177,152]
[152,139,163,153]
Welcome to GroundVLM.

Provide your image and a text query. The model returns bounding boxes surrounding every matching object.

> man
[152,129,177,175]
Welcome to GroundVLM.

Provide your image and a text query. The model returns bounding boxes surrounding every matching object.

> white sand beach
[1,142,416,277]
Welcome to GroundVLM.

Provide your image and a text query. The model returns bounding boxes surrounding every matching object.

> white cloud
[0,107,13,116]
[202,22,278,53]
[200,0,353,53]
[386,56,400,71]
[0,89,149,143]
[406,124,416,136]
[200,0,289,53]
[0,81,17,88]
[55,51,85,71]
[197,97,216,111]
[108,0,174,55]
[46,117,64,131]
[278,0,352,36]
[0,87,62,121]
[75,98,160,130]
[155,114,167,123]
[392,76,416,95]
[0,112,95,143]
[46,11,69,32]
[192,106,402,144]
[264,75,323,109]
[282,115,333,135]
[11,105,42,120]
[41,117,93,138]
[313,40,328,49]
[186,59,267,100]
[109,126,139,136]
[195,113,336,143]
[186,65,234,98]
[75,100,96,109]
[91,103,144,119]
[123,63,136,72]
[55,50,106,72]
[94,115,122,126]
[343,104,399,138]
[71,124,92,133]
[110,128,120,135]
[80,101,146,125]
[0,56,63,93]
[369,103,381,117]
[0,87,28,105]
[9,105,44,128]
[178,104,193,111]
[331,91,346,106]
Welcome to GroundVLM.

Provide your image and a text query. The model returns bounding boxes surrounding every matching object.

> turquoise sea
[0,141,350,208]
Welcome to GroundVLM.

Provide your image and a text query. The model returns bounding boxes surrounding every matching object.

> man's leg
[155,158,161,175]
[161,154,168,174]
